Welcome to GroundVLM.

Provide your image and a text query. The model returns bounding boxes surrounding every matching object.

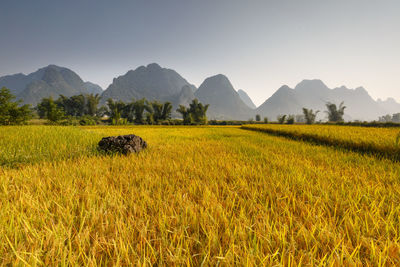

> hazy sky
[1,0,399,105]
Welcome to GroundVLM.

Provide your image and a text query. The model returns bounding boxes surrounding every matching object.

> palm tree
[161,102,173,120]
[277,115,286,124]
[326,102,346,122]
[177,105,192,125]
[133,98,146,124]
[302,108,319,124]
[86,94,101,116]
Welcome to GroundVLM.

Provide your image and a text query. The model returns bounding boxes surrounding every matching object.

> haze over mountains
[0,65,103,105]
[0,63,399,121]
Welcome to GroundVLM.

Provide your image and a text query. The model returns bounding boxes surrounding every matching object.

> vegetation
[106,98,174,125]
[286,115,295,124]
[0,87,32,125]
[302,108,319,124]
[0,125,399,265]
[177,99,209,125]
[255,114,261,121]
[37,96,65,122]
[379,113,400,123]
[277,114,286,124]
[242,124,400,161]
[264,117,268,123]
[326,101,346,122]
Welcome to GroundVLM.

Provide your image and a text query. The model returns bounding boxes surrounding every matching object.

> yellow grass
[242,124,400,160]
[0,125,399,265]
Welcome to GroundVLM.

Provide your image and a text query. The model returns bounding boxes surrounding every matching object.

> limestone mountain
[84,82,103,95]
[256,79,398,121]
[238,89,256,109]
[101,63,196,104]
[194,74,254,120]
[0,65,98,105]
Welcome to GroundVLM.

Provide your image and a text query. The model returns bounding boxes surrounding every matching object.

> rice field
[242,124,400,161]
[0,125,400,265]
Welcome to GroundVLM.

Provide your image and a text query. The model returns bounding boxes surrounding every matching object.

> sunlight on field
[243,124,400,161]
[0,125,399,265]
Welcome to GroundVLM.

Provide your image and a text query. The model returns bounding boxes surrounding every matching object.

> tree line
[0,87,212,125]
[254,101,347,125]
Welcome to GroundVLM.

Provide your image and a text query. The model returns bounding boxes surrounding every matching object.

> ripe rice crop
[242,124,400,161]
[0,125,399,265]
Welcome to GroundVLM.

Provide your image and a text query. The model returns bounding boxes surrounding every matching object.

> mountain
[84,82,103,95]
[377,98,400,115]
[238,89,256,109]
[194,74,254,120]
[173,85,196,107]
[101,63,196,104]
[257,79,398,121]
[0,65,97,105]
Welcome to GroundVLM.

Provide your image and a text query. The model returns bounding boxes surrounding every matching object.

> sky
[0,0,399,106]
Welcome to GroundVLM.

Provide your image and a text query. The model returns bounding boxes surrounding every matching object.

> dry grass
[0,125,399,265]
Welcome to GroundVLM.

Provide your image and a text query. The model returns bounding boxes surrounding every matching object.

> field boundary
[241,125,400,162]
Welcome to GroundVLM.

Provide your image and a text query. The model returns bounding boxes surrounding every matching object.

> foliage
[106,98,125,124]
[133,98,146,124]
[302,108,319,124]
[0,87,32,125]
[277,115,286,124]
[255,114,261,122]
[264,117,268,123]
[37,96,65,122]
[325,101,346,122]
[86,94,101,116]
[286,115,295,124]
[145,101,173,124]
[177,99,209,125]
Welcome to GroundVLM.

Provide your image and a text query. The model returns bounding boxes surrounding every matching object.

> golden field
[0,125,400,265]
[242,124,400,161]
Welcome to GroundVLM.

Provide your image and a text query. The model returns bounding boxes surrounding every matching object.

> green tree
[302,108,319,124]
[255,114,261,122]
[177,99,209,125]
[177,105,193,125]
[0,87,32,125]
[161,102,173,120]
[37,96,65,122]
[86,94,101,116]
[106,98,125,124]
[188,99,209,124]
[326,102,346,122]
[263,117,268,123]
[286,115,295,124]
[133,98,147,124]
[277,115,286,124]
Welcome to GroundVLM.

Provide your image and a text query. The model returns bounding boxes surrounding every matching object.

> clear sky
[1,0,399,106]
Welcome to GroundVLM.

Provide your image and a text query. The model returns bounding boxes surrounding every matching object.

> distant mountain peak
[101,63,196,104]
[0,65,99,105]
[295,79,329,91]
[238,89,256,109]
[146,63,162,70]
[194,74,253,120]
